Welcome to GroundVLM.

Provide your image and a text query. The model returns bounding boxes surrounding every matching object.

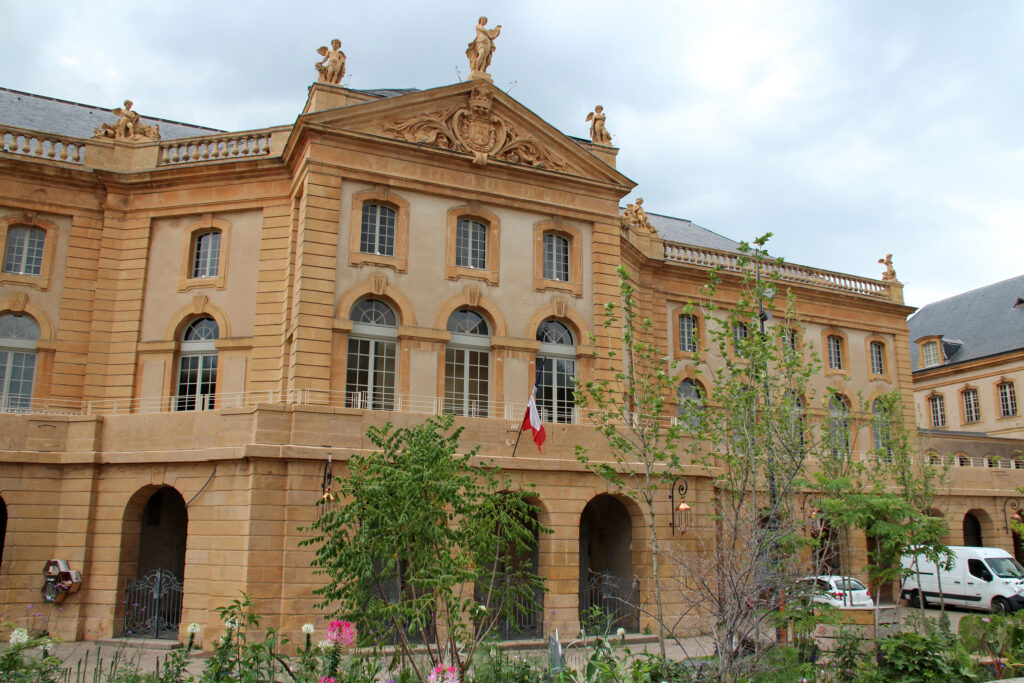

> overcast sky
[3,1,1021,310]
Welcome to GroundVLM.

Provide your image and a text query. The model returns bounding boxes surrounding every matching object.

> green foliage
[0,627,62,683]
[960,611,1024,680]
[198,594,288,683]
[302,414,546,681]
[471,645,545,683]
[877,631,976,682]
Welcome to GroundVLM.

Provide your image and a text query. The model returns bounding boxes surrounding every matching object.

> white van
[900,546,1024,613]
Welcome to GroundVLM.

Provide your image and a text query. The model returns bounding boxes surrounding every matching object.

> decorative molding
[370,273,388,295]
[465,286,481,307]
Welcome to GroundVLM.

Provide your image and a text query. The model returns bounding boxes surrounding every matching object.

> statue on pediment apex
[466,16,501,79]
[586,105,612,146]
[879,253,897,281]
[622,198,656,234]
[315,39,346,85]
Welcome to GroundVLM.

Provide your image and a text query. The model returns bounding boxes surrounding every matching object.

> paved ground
[31,604,981,681]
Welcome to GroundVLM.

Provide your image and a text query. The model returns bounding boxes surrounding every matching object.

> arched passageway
[116,486,188,638]
[579,494,637,632]
[964,511,983,547]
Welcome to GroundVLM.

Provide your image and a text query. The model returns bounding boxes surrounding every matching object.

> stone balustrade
[158,132,274,165]
[663,241,890,299]
[0,126,86,165]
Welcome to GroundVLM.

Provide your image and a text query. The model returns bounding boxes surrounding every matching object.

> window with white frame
[346,299,398,410]
[869,341,885,376]
[998,381,1018,418]
[678,314,697,353]
[444,309,490,417]
[175,317,218,411]
[732,322,748,357]
[929,394,946,428]
[2,226,45,276]
[962,388,981,424]
[191,230,221,279]
[872,399,893,462]
[536,320,576,424]
[455,219,487,270]
[360,203,396,256]
[541,233,569,282]
[827,395,850,459]
[922,341,940,368]
[827,335,843,370]
[0,313,39,412]
[676,379,703,428]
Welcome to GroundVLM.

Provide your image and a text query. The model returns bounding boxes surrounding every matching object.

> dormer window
[922,341,940,368]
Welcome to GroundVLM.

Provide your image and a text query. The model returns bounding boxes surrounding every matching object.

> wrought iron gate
[123,569,183,638]
[580,571,639,632]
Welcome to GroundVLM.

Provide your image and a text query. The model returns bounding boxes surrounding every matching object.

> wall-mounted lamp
[1004,497,1024,533]
[669,476,691,535]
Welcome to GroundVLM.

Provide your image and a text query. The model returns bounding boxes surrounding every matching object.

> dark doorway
[579,495,637,632]
[964,512,983,547]
[0,495,7,571]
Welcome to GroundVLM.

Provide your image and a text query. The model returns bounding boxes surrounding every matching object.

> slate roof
[907,273,1024,370]
[636,210,742,253]
[0,87,221,141]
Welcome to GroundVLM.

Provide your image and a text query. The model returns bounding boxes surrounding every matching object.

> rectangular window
[455,219,487,269]
[175,353,217,411]
[191,231,221,278]
[827,335,843,370]
[360,204,396,256]
[542,233,569,281]
[345,337,397,411]
[929,395,946,428]
[870,341,885,375]
[536,356,576,424]
[922,341,940,368]
[732,322,748,356]
[444,347,490,417]
[963,388,981,423]
[999,382,1018,418]
[678,315,697,353]
[785,329,798,353]
[3,226,45,276]
[0,349,37,412]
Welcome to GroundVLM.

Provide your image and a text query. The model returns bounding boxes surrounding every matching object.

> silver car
[797,575,875,608]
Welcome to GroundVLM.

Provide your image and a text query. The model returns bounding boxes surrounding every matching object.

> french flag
[521,362,546,452]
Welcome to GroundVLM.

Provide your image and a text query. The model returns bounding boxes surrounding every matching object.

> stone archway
[115,486,188,638]
[964,511,984,547]
[579,494,637,632]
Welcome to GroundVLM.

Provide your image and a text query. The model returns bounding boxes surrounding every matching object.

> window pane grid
[175,353,217,411]
[0,350,36,412]
[346,337,397,410]
[999,382,1018,418]
[456,219,487,269]
[678,315,697,353]
[963,389,980,423]
[360,204,396,256]
[444,348,490,417]
[870,342,885,375]
[929,396,946,428]
[3,227,45,276]
[542,233,569,281]
[192,231,221,278]
[923,342,939,367]
[536,356,576,424]
[827,336,843,370]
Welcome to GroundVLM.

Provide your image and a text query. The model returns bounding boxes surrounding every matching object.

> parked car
[796,575,875,608]
[901,545,1024,612]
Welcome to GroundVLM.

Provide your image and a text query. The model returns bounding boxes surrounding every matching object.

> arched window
[346,299,398,410]
[444,309,490,417]
[360,204,396,256]
[0,313,39,412]
[3,226,45,276]
[191,230,221,279]
[536,320,576,423]
[827,395,850,459]
[175,317,218,411]
[542,233,569,282]
[676,379,703,428]
[872,399,893,463]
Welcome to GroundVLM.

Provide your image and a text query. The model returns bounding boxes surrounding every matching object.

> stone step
[95,637,180,651]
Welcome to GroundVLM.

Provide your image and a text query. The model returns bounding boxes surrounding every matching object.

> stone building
[0,63,1020,645]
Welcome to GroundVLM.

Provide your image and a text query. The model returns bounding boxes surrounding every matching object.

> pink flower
[318,677,336,683]
[325,620,356,647]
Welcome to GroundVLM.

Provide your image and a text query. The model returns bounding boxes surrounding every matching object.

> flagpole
[511,359,545,458]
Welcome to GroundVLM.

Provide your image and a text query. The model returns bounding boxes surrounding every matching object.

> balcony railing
[662,241,891,299]
[1,126,86,165]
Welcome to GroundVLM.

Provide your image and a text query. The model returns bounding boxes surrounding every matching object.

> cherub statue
[93,100,158,140]
[466,16,501,77]
[622,197,656,234]
[113,100,140,138]
[315,39,346,85]
[586,105,612,145]
[879,254,897,281]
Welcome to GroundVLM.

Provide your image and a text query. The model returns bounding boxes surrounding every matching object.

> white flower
[187,623,201,635]
[9,628,29,646]
[317,639,334,652]
[224,618,239,631]
[616,627,626,638]
[301,623,315,635]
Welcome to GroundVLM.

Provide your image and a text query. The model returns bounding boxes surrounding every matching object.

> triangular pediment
[298,81,633,187]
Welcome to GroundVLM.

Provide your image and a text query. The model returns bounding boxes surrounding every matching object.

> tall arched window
[536,320,576,424]
[827,395,850,459]
[676,379,703,428]
[346,299,398,410]
[444,309,490,417]
[175,317,218,411]
[0,313,40,412]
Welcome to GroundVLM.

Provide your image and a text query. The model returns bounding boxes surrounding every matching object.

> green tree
[302,414,545,680]
[575,265,683,659]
